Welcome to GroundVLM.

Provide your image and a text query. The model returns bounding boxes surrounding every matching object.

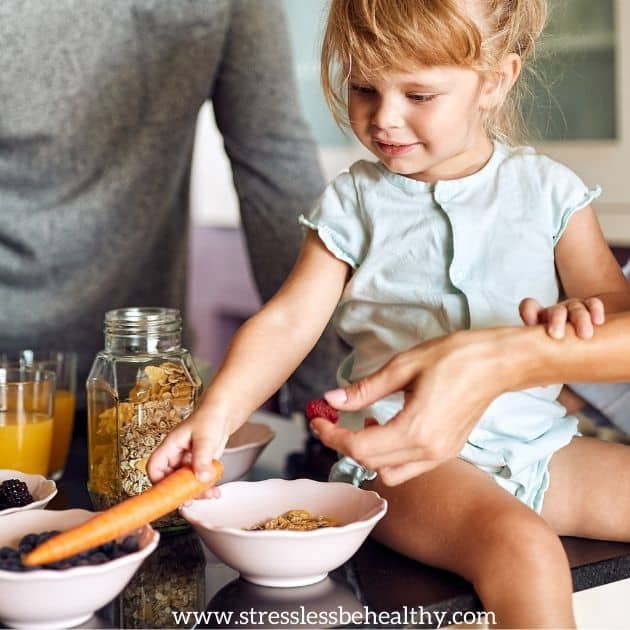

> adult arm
[558,256,630,433]
[312,313,630,485]
[211,0,344,412]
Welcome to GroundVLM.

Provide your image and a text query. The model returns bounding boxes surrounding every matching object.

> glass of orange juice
[17,351,77,480]
[0,367,56,475]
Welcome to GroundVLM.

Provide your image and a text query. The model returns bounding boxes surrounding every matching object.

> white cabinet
[535,0,630,243]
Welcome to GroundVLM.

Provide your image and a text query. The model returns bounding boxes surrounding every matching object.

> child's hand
[519,296,605,340]
[147,410,232,499]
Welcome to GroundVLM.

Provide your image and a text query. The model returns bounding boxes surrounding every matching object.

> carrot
[23,461,223,567]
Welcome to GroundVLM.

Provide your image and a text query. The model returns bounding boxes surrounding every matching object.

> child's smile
[348,66,494,182]
[373,140,422,157]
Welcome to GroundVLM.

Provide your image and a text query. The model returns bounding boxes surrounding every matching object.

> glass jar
[116,534,205,628]
[87,307,202,530]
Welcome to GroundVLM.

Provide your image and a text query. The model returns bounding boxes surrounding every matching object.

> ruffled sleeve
[548,161,602,246]
[298,170,369,268]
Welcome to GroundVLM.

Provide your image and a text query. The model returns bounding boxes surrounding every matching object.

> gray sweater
[0,0,341,409]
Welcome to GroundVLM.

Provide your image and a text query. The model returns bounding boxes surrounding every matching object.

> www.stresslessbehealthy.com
[171,605,496,628]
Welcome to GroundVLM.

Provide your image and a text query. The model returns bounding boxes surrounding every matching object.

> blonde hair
[321,0,548,144]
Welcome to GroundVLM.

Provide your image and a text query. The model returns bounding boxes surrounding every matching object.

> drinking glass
[19,351,77,479]
[0,367,56,475]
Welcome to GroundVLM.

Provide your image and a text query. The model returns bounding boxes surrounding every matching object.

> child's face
[348,65,493,181]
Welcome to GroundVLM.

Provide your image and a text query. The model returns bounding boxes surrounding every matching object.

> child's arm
[147,231,349,483]
[520,205,630,339]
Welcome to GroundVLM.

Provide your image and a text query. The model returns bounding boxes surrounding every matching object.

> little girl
[150,0,630,626]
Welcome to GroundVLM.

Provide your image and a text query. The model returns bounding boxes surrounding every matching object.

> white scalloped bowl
[0,509,159,629]
[181,478,387,587]
[220,422,275,484]
[0,469,57,516]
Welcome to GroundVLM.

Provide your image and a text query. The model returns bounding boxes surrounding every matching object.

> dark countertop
[46,411,630,629]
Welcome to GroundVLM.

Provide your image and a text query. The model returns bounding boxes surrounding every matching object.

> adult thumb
[324,369,397,412]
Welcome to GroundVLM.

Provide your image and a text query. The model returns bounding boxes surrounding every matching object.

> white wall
[189,102,240,228]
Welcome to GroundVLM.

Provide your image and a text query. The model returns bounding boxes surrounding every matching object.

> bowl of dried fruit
[0,470,57,516]
[220,421,275,484]
[180,478,387,588]
[0,508,159,629]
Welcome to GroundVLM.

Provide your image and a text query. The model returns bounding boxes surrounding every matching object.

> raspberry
[305,399,339,423]
[0,479,33,508]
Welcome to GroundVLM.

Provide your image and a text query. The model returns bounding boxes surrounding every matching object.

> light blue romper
[299,141,601,513]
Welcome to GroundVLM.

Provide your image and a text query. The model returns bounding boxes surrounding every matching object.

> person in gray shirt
[0,0,343,412]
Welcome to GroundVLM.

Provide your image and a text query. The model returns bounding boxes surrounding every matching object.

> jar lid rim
[105,307,181,322]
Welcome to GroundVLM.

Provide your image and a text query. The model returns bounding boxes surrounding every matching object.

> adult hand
[314,313,630,483]
[310,330,514,486]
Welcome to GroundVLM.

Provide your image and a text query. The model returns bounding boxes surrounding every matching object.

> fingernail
[309,422,320,438]
[325,388,347,405]
[197,471,212,482]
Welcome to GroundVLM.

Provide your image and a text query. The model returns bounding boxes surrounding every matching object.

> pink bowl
[0,470,57,516]
[181,478,387,587]
[220,422,275,484]
[0,509,159,629]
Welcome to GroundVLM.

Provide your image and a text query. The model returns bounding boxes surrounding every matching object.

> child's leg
[542,436,630,540]
[365,459,575,629]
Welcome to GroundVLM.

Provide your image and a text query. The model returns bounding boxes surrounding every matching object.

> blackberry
[0,479,33,508]
[98,541,115,555]
[18,533,39,554]
[0,546,19,561]
[120,535,139,553]
[36,531,60,544]
[86,552,109,565]
[0,530,141,572]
